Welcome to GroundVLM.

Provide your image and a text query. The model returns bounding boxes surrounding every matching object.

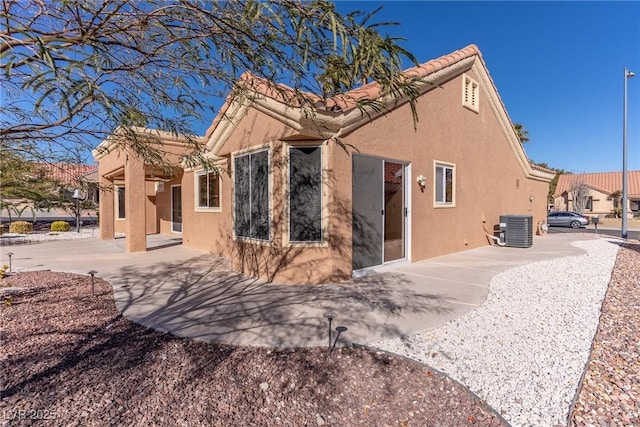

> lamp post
[72,188,82,233]
[622,68,635,239]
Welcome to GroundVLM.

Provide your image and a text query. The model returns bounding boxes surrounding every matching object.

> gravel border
[372,238,620,426]
[569,242,640,426]
[1,271,507,426]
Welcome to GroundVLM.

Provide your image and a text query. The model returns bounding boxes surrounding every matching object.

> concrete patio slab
[1,233,599,348]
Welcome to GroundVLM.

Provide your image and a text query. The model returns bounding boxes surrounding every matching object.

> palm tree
[513,123,530,143]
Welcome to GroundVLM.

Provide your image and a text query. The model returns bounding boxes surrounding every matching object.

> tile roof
[35,163,98,186]
[205,45,481,140]
[554,171,640,198]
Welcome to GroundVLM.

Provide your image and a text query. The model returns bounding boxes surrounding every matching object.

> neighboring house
[94,45,554,284]
[1,163,99,222]
[552,171,640,217]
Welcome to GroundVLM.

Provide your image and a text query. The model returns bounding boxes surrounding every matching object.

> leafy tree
[513,123,530,143]
[1,0,420,170]
[609,190,622,218]
[0,152,61,221]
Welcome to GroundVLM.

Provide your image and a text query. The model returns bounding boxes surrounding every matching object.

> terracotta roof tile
[205,45,481,140]
[554,171,640,198]
[35,163,98,186]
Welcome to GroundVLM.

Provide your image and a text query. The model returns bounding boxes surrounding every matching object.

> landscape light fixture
[622,68,635,239]
[7,252,13,273]
[88,270,98,295]
[323,311,335,352]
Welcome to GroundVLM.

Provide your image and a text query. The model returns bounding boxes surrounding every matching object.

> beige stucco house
[552,171,640,217]
[94,45,554,284]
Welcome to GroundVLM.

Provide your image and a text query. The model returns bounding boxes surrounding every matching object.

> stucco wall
[180,64,549,284]
[339,67,549,261]
[181,108,351,284]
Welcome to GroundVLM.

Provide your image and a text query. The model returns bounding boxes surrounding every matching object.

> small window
[116,186,126,219]
[462,74,479,112]
[234,150,270,240]
[196,170,220,209]
[289,146,322,242]
[435,163,455,206]
[586,196,593,211]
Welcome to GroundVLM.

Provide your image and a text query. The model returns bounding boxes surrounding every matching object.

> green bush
[51,221,71,232]
[9,221,33,234]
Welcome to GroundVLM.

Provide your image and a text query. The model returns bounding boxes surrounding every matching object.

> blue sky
[324,1,639,173]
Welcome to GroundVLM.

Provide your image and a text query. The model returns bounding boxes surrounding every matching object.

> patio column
[99,174,115,240]
[125,154,147,252]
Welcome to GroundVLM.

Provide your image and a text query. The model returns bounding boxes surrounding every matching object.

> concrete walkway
[1,233,598,347]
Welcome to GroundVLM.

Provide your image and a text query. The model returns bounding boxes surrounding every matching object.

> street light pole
[622,68,635,239]
[72,188,82,233]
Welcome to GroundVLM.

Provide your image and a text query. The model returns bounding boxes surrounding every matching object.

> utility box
[499,215,533,248]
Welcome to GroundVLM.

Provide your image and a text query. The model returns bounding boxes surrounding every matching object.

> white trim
[115,185,126,220]
[170,184,183,234]
[285,144,327,246]
[433,160,456,207]
[194,169,222,213]
[231,146,272,242]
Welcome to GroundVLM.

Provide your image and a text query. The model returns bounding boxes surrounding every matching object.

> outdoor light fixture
[622,68,635,239]
[323,311,335,352]
[331,326,348,354]
[7,252,13,273]
[416,175,426,192]
[88,270,98,295]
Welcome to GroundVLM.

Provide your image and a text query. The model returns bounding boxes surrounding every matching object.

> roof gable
[200,44,553,183]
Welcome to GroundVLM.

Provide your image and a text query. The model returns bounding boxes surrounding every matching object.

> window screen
[234,151,269,240]
[289,147,322,242]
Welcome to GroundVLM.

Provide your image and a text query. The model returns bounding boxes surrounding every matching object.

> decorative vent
[462,74,479,112]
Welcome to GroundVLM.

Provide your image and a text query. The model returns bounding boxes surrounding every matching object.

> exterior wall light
[416,175,426,192]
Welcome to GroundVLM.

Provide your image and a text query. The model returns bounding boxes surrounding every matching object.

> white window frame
[286,145,325,245]
[232,147,271,242]
[434,161,456,207]
[194,170,221,212]
[115,184,126,220]
[462,73,479,112]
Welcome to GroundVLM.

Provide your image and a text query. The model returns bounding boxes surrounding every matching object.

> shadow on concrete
[112,253,456,348]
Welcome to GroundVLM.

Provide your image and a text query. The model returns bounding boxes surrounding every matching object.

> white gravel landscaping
[0,228,126,245]
[372,238,620,427]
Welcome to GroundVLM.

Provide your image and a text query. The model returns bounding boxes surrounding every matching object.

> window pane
[251,151,269,240]
[198,173,208,207]
[445,167,453,203]
[117,187,126,218]
[234,156,251,237]
[435,167,443,202]
[208,172,220,208]
[289,147,322,241]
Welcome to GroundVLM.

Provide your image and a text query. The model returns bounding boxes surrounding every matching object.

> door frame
[352,154,410,272]
[171,184,182,234]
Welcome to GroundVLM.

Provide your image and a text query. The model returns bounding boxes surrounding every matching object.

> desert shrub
[51,221,71,232]
[0,223,4,235]
[9,221,33,234]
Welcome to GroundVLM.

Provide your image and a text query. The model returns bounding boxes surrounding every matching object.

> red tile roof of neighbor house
[36,163,98,186]
[554,171,640,198]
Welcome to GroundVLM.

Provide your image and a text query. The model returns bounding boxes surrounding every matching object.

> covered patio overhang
[93,128,199,253]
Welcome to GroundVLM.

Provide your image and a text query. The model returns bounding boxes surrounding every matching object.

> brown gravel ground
[0,271,506,427]
[569,242,640,427]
